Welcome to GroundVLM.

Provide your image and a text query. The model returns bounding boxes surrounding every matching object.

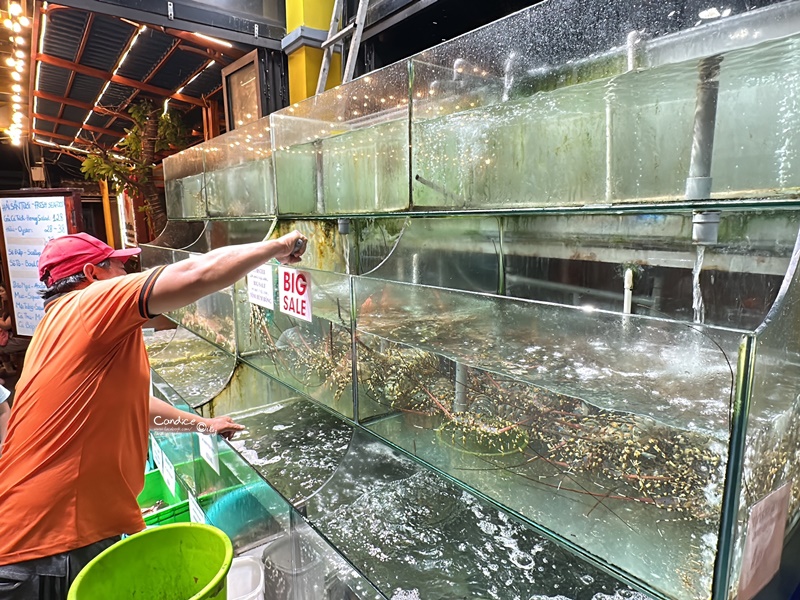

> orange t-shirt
[0,267,164,565]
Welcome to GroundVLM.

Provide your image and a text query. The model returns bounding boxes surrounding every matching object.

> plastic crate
[144,500,192,526]
[144,494,215,526]
[137,469,187,525]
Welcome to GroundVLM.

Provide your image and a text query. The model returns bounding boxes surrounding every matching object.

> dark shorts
[0,336,29,355]
[0,537,120,600]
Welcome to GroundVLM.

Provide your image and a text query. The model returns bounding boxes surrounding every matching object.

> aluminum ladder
[316,0,370,95]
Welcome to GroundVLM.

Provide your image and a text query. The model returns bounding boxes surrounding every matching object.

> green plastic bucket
[67,523,233,600]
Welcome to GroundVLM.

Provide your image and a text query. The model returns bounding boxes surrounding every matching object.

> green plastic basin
[67,523,233,600]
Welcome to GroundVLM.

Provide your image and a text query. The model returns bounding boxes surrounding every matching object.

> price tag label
[189,493,206,524]
[247,264,274,310]
[278,267,312,322]
[739,484,791,599]
[161,454,176,495]
[151,437,164,471]
[198,430,220,474]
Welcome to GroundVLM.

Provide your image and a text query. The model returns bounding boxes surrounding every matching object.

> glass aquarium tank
[163,143,206,219]
[204,117,275,217]
[205,362,648,599]
[150,1,800,599]
[149,372,387,599]
[141,241,233,355]
[354,273,737,600]
[155,247,236,353]
[271,62,410,215]
[143,221,276,355]
[410,0,800,209]
[147,326,235,409]
[237,266,355,419]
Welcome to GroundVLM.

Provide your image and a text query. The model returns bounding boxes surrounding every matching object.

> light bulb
[9,3,22,17]
[11,83,21,92]
[5,57,15,67]
[12,103,20,110]
[12,94,21,102]
[15,36,24,45]
[19,16,29,27]
[11,71,21,81]
[3,19,12,29]
[12,112,23,123]
[14,49,23,58]
[12,22,21,33]
[15,63,24,72]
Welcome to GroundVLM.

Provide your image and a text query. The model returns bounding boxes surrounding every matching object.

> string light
[2,1,32,145]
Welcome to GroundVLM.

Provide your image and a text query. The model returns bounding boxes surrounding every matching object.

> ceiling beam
[163,27,245,61]
[33,112,124,139]
[36,52,207,107]
[34,90,133,122]
[178,44,231,65]
[31,128,94,145]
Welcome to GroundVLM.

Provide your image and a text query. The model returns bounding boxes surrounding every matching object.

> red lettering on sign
[296,273,307,295]
[282,297,309,314]
[278,267,312,322]
[283,270,308,295]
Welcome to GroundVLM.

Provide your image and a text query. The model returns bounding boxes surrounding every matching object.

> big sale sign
[278,266,313,322]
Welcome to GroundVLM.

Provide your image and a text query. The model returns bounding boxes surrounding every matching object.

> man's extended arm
[148,230,307,316]
[149,396,244,440]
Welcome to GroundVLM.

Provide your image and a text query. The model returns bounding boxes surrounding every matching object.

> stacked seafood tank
[146,1,800,599]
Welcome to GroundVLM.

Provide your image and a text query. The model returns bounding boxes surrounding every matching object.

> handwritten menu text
[1,196,68,335]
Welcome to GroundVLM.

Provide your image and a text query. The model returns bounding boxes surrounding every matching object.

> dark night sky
[0,143,28,190]
[0,141,86,191]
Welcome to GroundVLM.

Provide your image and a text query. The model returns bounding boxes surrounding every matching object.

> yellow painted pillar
[282,0,342,103]
[99,179,116,248]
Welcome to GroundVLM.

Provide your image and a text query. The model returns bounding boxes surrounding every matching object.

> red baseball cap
[38,232,141,286]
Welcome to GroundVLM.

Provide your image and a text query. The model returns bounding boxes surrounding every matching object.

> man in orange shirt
[0,230,307,599]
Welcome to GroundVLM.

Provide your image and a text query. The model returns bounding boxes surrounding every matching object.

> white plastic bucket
[227,556,265,600]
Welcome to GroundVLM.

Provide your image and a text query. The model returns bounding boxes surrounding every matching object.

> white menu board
[0,196,69,336]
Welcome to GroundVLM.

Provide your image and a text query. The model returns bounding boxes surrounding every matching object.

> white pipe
[623,267,634,314]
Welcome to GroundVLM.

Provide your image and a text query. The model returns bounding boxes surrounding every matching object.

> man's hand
[273,231,308,265]
[201,415,245,440]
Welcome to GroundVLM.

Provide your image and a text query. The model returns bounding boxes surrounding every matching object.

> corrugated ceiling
[31,4,248,152]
